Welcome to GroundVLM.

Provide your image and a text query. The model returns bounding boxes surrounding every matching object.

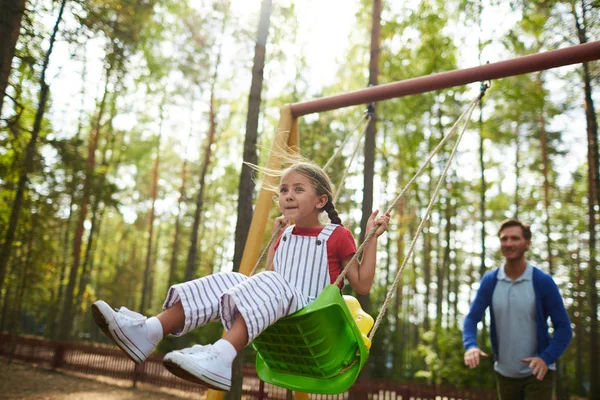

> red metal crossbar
[290,41,600,116]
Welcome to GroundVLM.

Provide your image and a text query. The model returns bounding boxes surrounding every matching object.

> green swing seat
[252,284,371,394]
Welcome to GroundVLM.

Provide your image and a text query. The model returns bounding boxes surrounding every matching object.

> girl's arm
[344,210,390,294]
[265,216,289,271]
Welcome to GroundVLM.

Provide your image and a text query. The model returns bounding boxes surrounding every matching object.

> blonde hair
[247,152,343,225]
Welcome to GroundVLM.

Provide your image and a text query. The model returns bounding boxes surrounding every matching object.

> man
[462,218,572,399]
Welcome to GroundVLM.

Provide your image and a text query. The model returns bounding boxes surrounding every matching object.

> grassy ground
[0,359,206,400]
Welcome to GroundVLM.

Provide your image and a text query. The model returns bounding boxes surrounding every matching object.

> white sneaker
[163,344,231,391]
[91,300,155,363]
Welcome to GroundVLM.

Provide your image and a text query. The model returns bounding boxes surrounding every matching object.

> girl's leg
[159,272,248,336]
[222,314,249,353]
[141,301,186,346]
[220,271,308,344]
[163,272,247,337]
[92,272,246,365]
[162,272,308,391]
[156,301,185,336]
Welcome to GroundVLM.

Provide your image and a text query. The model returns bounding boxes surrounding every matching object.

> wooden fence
[0,333,496,399]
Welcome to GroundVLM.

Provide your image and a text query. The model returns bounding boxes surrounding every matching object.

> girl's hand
[273,216,290,234]
[366,210,391,237]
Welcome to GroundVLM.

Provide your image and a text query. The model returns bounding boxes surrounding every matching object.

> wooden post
[52,342,65,369]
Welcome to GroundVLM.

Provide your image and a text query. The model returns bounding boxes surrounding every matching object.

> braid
[324,200,343,225]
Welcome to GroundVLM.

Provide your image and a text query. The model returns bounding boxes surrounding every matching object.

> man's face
[499,226,530,262]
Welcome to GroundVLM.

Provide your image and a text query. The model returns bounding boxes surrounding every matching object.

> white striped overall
[163,224,339,343]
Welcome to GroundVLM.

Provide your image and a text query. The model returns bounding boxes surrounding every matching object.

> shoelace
[116,307,147,326]
[179,344,219,360]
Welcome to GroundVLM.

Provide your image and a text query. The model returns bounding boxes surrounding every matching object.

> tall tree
[58,60,112,340]
[357,0,382,315]
[184,4,229,281]
[476,0,488,310]
[140,97,164,313]
[0,0,67,296]
[75,90,121,322]
[231,0,272,274]
[228,1,272,398]
[7,208,36,361]
[58,0,157,338]
[573,2,600,394]
[168,125,192,287]
[0,0,27,118]
[47,46,88,340]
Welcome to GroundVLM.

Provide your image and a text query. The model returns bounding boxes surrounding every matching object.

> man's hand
[521,357,548,380]
[464,347,488,369]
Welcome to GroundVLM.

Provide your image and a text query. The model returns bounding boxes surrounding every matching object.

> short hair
[497,218,532,241]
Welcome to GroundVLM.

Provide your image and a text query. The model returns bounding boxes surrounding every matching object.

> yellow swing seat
[252,284,374,394]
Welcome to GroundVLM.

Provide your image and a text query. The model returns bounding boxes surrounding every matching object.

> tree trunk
[76,201,103,312]
[574,246,586,396]
[357,0,382,317]
[475,2,489,344]
[393,198,405,374]
[478,96,487,276]
[444,197,455,331]
[539,105,564,396]
[141,99,163,314]
[232,0,271,274]
[435,205,449,336]
[0,272,13,331]
[48,48,88,339]
[537,75,554,275]
[0,0,66,296]
[451,240,460,328]
[584,73,599,400]
[573,3,599,397]
[0,0,27,118]
[147,222,161,310]
[59,59,111,340]
[184,7,228,282]
[423,196,432,332]
[350,0,381,393]
[75,119,117,320]
[8,219,35,362]
[0,242,23,332]
[168,127,192,288]
[514,123,521,218]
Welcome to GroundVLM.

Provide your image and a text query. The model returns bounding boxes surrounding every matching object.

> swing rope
[333,107,372,204]
[251,85,488,343]
[323,105,373,172]
[249,107,373,277]
[333,86,487,342]
[277,92,485,380]
[367,98,482,340]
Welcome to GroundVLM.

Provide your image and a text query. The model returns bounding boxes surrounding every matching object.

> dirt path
[0,360,206,400]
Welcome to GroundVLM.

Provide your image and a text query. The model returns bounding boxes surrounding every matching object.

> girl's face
[279,171,328,227]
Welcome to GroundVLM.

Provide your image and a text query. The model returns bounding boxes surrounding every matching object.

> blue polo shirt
[492,264,556,377]
[463,264,572,371]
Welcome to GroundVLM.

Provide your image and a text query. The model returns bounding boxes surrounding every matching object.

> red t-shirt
[274,225,357,288]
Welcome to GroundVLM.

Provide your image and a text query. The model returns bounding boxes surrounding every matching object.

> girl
[92,160,390,391]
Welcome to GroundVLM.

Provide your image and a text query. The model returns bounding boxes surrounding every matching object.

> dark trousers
[495,370,554,400]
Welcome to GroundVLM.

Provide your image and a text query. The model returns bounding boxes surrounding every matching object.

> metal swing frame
[205,40,600,400]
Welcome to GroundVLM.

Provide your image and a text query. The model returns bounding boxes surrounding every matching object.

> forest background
[0,0,598,398]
